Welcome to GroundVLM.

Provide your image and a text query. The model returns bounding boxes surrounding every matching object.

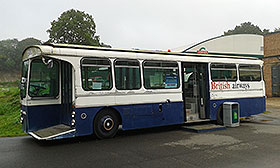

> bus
[20,44,265,140]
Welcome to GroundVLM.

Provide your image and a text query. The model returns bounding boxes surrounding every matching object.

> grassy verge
[0,81,26,137]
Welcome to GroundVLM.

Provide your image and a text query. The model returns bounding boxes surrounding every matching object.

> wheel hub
[103,117,114,131]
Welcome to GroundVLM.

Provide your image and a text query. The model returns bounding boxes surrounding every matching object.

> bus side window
[143,61,179,89]
[114,59,141,90]
[81,58,113,91]
[239,65,261,82]
[210,63,237,82]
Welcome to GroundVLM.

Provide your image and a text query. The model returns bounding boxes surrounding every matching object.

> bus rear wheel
[94,109,119,139]
[217,105,223,125]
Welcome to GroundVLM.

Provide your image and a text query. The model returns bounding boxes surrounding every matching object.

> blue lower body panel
[23,97,265,139]
[209,97,266,120]
[22,104,61,132]
[74,102,185,137]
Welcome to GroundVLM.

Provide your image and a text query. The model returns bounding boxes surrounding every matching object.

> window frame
[142,60,180,89]
[80,57,113,91]
[210,63,237,82]
[28,58,60,98]
[20,60,29,99]
[114,59,141,90]
[238,64,262,82]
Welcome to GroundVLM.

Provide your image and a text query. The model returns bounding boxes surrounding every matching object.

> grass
[0,81,26,137]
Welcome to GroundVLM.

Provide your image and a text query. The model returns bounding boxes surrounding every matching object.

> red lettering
[211,81,231,90]
[211,81,216,90]
[226,82,230,89]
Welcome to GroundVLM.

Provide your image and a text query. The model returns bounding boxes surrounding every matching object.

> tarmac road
[1,108,280,168]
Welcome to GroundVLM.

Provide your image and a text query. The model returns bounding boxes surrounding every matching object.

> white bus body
[20,44,265,140]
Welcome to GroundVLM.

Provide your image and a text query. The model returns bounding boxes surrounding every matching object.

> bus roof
[23,43,261,61]
[22,44,263,67]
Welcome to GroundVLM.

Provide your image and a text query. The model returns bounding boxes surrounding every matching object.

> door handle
[201,98,204,106]
[159,104,162,112]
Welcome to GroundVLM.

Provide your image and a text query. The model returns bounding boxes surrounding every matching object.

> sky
[1,0,279,50]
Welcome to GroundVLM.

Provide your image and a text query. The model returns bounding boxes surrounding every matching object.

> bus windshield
[28,59,59,98]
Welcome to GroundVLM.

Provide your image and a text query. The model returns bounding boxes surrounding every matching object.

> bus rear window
[143,61,179,89]
[211,63,237,81]
[239,65,261,81]
[81,58,112,91]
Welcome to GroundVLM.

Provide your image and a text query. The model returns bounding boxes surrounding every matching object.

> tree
[224,22,270,36]
[274,27,280,33]
[0,38,41,73]
[47,9,102,46]
[0,39,18,72]
[16,38,41,66]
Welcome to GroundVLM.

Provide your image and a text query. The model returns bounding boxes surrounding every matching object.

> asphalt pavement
[1,108,280,168]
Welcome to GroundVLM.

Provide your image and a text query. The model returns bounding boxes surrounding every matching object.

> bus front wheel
[94,109,119,139]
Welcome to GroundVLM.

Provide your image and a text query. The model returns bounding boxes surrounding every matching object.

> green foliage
[47,9,101,46]
[224,22,270,36]
[0,39,18,72]
[0,82,26,137]
[0,38,41,73]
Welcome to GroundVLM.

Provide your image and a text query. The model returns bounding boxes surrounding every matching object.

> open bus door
[21,58,75,140]
[182,63,209,122]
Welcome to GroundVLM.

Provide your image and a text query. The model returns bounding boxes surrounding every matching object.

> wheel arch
[93,106,123,126]
[216,103,223,125]
[92,106,122,139]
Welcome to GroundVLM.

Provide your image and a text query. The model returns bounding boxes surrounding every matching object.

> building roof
[173,34,264,58]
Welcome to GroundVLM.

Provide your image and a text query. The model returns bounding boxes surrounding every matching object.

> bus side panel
[117,102,184,130]
[209,96,266,120]
[74,107,103,137]
[74,102,185,137]
[162,102,185,126]
[22,104,61,132]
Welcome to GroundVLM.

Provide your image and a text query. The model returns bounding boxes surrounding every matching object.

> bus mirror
[42,57,54,68]
[19,83,23,90]
[21,77,27,84]
[47,59,54,69]
[19,78,26,91]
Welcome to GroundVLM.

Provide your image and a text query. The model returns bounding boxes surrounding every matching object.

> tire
[216,105,223,125]
[94,109,119,139]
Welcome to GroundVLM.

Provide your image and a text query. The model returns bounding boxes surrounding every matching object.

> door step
[182,124,226,133]
[186,119,211,123]
[29,124,75,140]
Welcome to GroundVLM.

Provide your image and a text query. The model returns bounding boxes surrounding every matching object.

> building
[173,34,264,59]
[173,34,280,96]
[264,32,280,97]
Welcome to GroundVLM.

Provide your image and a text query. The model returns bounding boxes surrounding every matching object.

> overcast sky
[1,0,279,50]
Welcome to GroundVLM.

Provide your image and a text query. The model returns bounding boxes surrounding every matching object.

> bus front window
[28,59,59,98]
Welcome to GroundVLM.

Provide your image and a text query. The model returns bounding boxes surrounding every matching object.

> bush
[0,83,25,137]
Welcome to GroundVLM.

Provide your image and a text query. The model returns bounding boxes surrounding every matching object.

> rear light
[20,110,26,124]
[71,103,76,127]
[71,119,75,126]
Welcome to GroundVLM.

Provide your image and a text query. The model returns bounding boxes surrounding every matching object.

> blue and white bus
[20,44,265,140]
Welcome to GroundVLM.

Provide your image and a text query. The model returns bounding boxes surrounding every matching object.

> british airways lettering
[211,81,251,90]
[232,83,250,90]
